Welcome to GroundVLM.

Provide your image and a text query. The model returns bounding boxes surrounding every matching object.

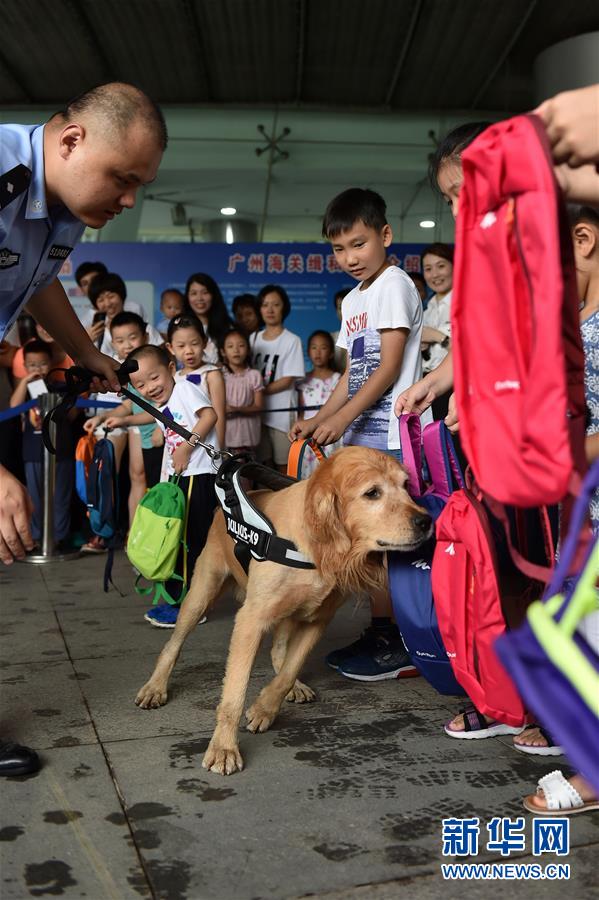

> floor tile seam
[47,605,158,900]
[291,868,440,899]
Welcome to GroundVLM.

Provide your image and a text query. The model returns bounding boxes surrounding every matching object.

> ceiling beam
[469,0,539,108]
[295,0,307,103]
[0,50,34,103]
[383,0,424,107]
[181,0,214,100]
[64,0,115,80]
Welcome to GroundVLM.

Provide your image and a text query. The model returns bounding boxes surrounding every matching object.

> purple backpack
[388,415,466,695]
[496,461,598,793]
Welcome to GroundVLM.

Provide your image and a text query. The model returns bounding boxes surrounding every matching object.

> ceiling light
[225,223,234,244]
[419,220,435,228]
[220,207,236,216]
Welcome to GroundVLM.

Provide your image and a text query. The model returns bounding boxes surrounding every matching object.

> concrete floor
[1,552,598,900]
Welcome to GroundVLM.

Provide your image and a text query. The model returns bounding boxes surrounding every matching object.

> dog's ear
[304,463,351,578]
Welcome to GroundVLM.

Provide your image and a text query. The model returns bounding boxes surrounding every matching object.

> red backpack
[432,486,529,726]
[452,114,587,508]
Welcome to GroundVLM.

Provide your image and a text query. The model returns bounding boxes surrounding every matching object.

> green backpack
[127,477,189,606]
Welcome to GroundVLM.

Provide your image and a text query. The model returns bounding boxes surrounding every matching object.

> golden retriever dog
[135,446,431,775]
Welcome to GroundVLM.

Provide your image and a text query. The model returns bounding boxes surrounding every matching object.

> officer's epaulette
[0,164,31,212]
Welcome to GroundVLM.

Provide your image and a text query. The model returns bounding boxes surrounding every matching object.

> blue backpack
[86,435,121,591]
[388,415,466,696]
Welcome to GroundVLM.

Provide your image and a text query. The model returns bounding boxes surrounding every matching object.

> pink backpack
[452,114,587,508]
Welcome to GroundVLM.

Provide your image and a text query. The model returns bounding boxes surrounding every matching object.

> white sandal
[523,770,599,816]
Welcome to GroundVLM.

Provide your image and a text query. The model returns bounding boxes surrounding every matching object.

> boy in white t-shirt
[291,187,428,682]
[129,344,218,629]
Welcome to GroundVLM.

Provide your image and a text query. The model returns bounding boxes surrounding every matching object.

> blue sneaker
[144,604,207,628]
[325,625,381,670]
[144,604,180,628]
[337,631,419,682]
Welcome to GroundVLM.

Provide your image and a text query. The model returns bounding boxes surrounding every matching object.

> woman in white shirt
[421,243,454,420]
[252,284,305,472]
[421,243,453,372]
[183,273,233,365]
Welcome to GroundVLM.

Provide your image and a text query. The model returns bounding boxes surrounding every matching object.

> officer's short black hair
[75,261,107,286]
[110,311,146,334]
[322,188,387,239]
[23,339,52,359]
[59,82,168,151]
[88,272,127,308]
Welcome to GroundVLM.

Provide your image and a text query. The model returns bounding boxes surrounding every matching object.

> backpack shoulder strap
[398,414,425,496]
[422,421,464,500]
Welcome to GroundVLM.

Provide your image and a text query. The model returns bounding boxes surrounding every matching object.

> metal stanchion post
[22,392,80,564]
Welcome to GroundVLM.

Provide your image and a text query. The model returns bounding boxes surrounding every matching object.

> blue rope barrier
[0,399,37,423]
[0,396,320,425]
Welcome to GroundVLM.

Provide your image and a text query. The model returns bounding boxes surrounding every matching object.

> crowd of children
[0,218,451,621]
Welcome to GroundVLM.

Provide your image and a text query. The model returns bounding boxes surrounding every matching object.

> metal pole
[21,392,80,565]
[41,393,56,556]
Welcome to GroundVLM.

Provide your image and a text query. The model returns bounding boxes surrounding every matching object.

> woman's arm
[421,326,448,345]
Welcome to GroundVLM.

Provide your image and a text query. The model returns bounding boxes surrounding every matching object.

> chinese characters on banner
[61,241,434,362]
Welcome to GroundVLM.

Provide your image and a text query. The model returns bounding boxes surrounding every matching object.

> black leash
[42,359,139,454]
[42,360,232,465]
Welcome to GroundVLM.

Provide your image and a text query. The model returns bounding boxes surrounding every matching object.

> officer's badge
[0,248,20,268]
[48,244,73,260]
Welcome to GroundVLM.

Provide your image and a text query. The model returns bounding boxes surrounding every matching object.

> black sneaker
[325,625,383,671]
[337,631,419,682]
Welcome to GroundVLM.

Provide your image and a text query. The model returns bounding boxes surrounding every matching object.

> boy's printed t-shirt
[252,329,305,432]
[336,265,429,451]
[158,379,218,477]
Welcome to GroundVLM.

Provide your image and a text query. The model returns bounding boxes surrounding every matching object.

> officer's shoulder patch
[0,247,20,268]
[0,164,31,211]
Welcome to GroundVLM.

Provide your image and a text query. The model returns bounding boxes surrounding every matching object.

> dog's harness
[215,454,315,573]
[43,361,323,574]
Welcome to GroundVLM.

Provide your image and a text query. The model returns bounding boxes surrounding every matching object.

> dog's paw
[285,680,316,703]
[135,682,168,709]
[202,744,243,775]
[245,701,277,733]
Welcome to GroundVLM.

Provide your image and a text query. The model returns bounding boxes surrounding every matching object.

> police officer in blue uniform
[0,82,166,775]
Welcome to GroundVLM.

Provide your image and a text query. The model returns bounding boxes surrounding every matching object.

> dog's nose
[414,513,432,533]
